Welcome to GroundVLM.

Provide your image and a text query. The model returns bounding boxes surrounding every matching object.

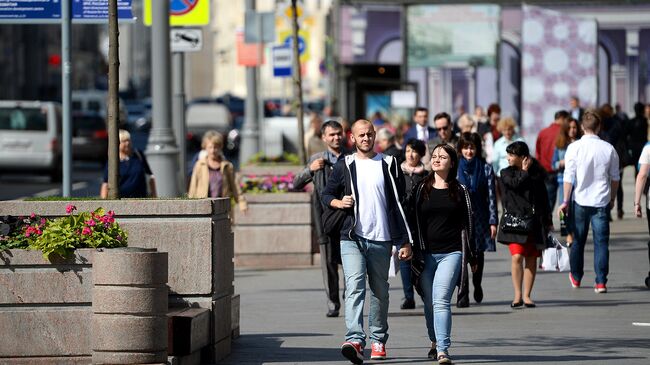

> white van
[0,101,63,181]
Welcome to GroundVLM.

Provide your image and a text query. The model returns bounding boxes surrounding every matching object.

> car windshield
[0,107,47,131]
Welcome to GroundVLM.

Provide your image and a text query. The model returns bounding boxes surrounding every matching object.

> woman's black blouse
[418,187,466,254]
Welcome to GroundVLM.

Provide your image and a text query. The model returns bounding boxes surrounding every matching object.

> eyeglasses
[435,125,450,131]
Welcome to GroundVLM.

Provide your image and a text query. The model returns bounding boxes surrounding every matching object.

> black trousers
[320,237,341,311]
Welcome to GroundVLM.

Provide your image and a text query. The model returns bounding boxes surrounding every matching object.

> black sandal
[510,300,523,308]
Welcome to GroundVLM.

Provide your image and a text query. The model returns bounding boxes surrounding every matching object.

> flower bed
[0,205,127,259]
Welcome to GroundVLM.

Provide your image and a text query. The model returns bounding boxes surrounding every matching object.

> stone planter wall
[0,249,95,364]
[232,192,317,268]
[0,199,236,364]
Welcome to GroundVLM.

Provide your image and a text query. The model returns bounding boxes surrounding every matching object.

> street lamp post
[146,0,180,197]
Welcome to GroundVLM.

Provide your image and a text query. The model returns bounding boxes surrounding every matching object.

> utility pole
[291,0,306,165]
[107,0,120,199]
[61,0,72,197]
[172,52,186,191]
[146,0,180,197]
[239,0,260,167]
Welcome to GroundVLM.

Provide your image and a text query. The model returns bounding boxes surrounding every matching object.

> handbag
[501,208,535,234]
[541,234,571,272]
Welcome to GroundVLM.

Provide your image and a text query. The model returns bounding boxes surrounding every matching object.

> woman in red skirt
[497,141,553,308]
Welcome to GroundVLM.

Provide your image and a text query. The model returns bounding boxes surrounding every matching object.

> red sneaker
[594,283,607,293]
[370,342,386,360]
[569,273,581,288]
[341,342,364,364]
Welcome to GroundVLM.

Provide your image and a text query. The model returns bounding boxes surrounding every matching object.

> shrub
[0,205,128,259]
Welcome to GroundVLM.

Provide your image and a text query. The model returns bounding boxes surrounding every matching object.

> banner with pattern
[521,5,597,150]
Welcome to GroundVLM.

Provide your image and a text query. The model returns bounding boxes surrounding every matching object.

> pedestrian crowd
[295,97,650,364]
[96,97,650,365]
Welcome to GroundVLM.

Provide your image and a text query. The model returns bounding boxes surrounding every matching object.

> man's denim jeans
[340,236,392,347]
[420,251,462,353]
[571,203,610,285]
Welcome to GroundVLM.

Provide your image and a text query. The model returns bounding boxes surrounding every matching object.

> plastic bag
[541,234,570,272]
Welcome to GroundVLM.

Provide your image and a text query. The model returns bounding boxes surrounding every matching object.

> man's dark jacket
[321,153,412,246]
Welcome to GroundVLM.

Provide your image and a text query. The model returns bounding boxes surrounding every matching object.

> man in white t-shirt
[322,119,412,364]
[558,110,620,294]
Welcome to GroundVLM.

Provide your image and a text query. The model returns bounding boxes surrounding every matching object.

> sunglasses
[435,125,450,131]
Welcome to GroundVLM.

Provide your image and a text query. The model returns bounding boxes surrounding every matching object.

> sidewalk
[220,169,650,365]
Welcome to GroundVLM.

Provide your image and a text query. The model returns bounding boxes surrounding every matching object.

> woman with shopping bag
[497,141,553,308]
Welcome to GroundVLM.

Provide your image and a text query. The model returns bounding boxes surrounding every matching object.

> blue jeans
[340,236,392,347]
[400,260,414,301]
[420,251,462,353]
[571,203,610,285]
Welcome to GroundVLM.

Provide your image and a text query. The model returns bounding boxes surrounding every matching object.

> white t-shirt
[354,154,391,241]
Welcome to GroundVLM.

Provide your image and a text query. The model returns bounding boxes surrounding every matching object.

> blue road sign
[272,45,292,77]
[170,0,200,15]
[0,0,134,23]
[283,35,306,56]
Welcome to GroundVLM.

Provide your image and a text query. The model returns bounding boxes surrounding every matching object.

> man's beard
[355,142,373,153]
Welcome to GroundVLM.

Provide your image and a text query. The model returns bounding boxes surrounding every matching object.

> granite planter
[0,198,236,364]
[232,192,317,268]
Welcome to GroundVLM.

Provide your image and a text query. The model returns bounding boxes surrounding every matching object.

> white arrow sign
[171,28,203,53]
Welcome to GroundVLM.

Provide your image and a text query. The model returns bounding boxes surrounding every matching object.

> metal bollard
[92,248,168,364]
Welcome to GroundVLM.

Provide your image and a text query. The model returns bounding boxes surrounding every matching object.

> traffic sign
[171,28,203,52]
[272,46,292,77]
[0,0,134,24]
[278,30,310,62]
[144,0,210,27]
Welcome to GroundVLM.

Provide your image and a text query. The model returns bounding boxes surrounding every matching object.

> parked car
[72,89,127,126]
[72,112,108,162]
[185,102,232,152]
[0,101,62,181]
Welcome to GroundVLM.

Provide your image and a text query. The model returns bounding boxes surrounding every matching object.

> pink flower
[30,213,36,219]
[40,218,46,225]
[65,205,77,214]
[81,227,92,235]
[85,219,96,227]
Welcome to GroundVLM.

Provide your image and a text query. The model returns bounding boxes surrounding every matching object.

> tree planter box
[0,249,94,363]
[0,199,236,363]
[232,192,317,268]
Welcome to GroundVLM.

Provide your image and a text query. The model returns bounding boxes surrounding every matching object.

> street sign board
[0,0,134,23]
[171,28,203,52]
[144,0,210,27]
[278,30,310,62]
[244,11,275,44]
[272,45,292,77]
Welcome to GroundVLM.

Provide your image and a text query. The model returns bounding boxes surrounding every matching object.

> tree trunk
[291,0,306,165]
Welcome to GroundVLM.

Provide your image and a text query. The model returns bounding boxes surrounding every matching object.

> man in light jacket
[293,120,346,318]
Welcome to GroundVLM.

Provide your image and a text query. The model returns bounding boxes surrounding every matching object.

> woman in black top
[408,143,474,364]
[399,139,428,310]
[497,141,552,308]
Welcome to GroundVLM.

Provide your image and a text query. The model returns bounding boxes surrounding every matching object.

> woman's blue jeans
[340,236,392,347]
[421,251,462,353]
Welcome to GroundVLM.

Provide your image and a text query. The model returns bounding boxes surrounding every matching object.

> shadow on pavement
[219,333,340,364]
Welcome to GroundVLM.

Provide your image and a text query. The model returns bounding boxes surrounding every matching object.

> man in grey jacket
[293,120,346,318]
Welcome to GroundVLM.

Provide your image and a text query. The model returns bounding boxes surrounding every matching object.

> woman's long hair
[555,118,582,149]
[422,143,461,202]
